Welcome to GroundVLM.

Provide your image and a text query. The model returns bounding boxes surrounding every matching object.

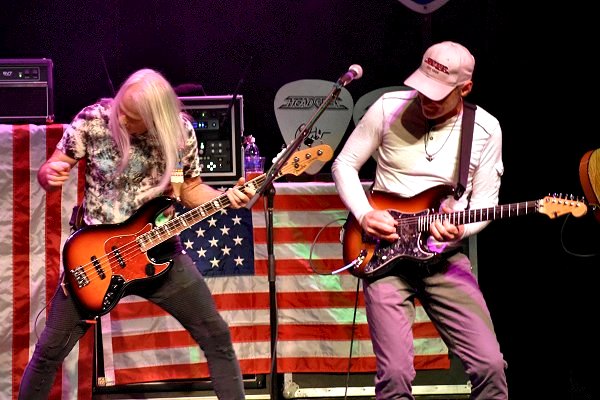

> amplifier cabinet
[179,95,244,186]
[0,58,54,123]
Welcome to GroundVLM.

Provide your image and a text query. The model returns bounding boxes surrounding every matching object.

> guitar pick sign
[397,0,450,14]
[274,79,354,156]
[352,86,412,126]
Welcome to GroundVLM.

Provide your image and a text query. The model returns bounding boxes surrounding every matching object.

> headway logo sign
[274,79,354,153]
[397,0,450,14]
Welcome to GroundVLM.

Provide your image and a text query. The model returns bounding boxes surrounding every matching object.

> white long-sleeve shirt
[332,90,504,240]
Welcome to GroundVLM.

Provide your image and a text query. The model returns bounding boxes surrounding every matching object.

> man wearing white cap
[332,41,508,399]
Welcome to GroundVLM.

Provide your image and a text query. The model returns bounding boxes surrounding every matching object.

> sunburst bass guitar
[342,185,588,279]
[63,144,333,316]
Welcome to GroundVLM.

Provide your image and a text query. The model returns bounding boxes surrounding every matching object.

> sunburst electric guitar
[63,144,333,316]
[342,185,588,279]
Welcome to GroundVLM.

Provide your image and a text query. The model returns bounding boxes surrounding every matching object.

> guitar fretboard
[137,173,270,251]
[416,199,542,231]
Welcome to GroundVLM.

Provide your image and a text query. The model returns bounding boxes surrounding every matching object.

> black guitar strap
[454,101,477,200]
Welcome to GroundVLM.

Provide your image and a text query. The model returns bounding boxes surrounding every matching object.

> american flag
[1,124,91,400]
[96,181,450,386]
[177,205,256,277]
[1,124,449,399]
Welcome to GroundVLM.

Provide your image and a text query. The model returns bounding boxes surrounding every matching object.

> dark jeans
[19,248,245,400]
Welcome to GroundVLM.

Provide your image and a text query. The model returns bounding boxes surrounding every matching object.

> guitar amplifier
[179,95,244,186]
[0,58,54,123]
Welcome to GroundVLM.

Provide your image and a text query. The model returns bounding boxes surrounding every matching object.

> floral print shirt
[57,100,201,225]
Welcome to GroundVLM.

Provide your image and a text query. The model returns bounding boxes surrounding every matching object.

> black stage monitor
[179,95,244,186]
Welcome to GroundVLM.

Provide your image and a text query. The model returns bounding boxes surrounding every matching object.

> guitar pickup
[91,255,106,279]
[111,246,126,268]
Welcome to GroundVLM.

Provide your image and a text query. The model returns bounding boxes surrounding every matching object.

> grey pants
[19,251,245,400]
[363,253,508,400]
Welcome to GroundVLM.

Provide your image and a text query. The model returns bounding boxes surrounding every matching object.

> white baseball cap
[404,41,475,101]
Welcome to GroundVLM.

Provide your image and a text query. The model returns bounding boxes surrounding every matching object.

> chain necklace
[424,115,459,162]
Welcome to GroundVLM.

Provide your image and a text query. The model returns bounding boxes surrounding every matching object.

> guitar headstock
[539,195,588,219]
[279,144,333,176]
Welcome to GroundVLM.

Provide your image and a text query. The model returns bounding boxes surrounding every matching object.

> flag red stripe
[278,323,440,341]
[254,259,346,276]
[278,324,371,341]
[56,124,95,399]
[113,360,276,385]
[12,125,31,398]
[415,354,450,369]
[215,291,367,310]
[278,356,376,372]
[277,354,449,372]
[45,125,64,310]
[112,293,430,327]
[114,363,211,385]
[54,124,93,399]
[113,290,369,319]
[271,193,346,211]
[43,125,66,399]
[111,330,199,352]
[253,226,342,243]
[278,291,364,309]
[108,323,438,354]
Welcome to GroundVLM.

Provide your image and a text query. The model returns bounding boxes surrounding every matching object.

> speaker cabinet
[0,58,54,123]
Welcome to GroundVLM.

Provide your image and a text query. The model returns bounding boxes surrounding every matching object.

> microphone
[336,64,363,87]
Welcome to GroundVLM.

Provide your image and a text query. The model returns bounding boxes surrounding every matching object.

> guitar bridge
[71,266,90,288]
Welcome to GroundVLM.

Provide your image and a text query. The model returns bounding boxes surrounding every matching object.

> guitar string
[75,197,578,282]
[71,174,272,285]
[72,190,238,283]
[69,145,329,287]
[80,141,325,281]
[73,186,583,285]
[358,197,583,244]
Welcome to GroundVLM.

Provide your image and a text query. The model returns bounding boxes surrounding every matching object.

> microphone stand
[246,77,349,400]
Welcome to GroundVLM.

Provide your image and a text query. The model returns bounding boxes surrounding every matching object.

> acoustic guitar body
[579,149,600,222]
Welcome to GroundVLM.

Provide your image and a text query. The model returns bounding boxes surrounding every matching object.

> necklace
[424,115,459,162]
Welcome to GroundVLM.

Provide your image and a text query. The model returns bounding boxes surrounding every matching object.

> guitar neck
[133,143,335,250]
[419,200,541,231]
[138,173,270,250]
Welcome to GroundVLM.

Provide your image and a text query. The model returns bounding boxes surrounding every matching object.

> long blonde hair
[108,68,186,193]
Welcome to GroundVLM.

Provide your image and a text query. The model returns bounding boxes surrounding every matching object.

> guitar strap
[454,101,477,200]
[69,203,86,232]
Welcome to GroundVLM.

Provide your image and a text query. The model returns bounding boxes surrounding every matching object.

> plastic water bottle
[243,135,262,178]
